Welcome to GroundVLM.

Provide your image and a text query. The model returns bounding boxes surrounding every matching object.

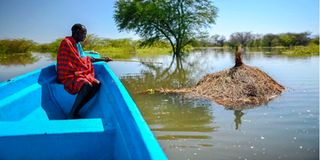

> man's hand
[89,51,99,55]
[103,57,113,62]
[91,57,112,63]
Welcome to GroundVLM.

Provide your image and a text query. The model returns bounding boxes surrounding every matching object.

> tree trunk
[175,37,182,57]
[176,45,181,57]
[234,45,243,67]
[168,38,182,58]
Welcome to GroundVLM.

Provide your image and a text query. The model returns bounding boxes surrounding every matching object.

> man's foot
[67,113,81,119]
[74,113,82,119]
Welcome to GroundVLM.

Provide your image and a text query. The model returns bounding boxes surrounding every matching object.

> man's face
[77,28,87,42]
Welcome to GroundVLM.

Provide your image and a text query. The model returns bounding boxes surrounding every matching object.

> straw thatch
[148,46,285,109]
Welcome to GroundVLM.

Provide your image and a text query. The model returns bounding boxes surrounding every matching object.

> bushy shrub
[0,39,36,54]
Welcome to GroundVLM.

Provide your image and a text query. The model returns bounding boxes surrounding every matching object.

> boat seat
[0,83,47,121]
[47,82,76,115]
[20,106,49,121]
[47,82,102,120]
[0,118,112,137]
[0,119,115,160]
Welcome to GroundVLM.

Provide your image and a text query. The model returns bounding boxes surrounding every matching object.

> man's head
[71,23,87,42]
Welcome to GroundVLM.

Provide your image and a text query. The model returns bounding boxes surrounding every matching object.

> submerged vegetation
[280,43,319,56]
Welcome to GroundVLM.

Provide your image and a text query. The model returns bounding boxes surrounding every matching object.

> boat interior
[0,63,156,159]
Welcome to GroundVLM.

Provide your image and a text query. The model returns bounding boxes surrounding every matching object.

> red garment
[57,36,98,95]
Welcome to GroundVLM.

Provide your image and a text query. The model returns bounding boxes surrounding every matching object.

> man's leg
[83,82,101,104]
[67,82,100,119]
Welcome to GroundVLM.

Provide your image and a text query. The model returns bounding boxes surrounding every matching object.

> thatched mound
[190,64,284,108]
[153,64,284,109]
[149,47,285,109]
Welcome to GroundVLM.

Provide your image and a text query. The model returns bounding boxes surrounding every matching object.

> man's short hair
[71,23,86,33]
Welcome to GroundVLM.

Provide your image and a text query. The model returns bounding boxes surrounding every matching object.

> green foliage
[136,47,172,57]
[114,0,218,56]
[261,34,279,47]
[189,31,318,56]
[37,38,63,53]
[0,39,36,54]
[281,44,319,56]
[136,40,172,57]
[279,34,294,47]
[0,35,173,59]
[249,35,263,48]
[259,32,311,47]
[1,32,317,57]
[310,36,319,45]
[80,34,171,58]
[81,34,104,50]
[82,35,136,55]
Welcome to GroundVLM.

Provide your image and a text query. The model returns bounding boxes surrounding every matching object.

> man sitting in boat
[57,23,112,119]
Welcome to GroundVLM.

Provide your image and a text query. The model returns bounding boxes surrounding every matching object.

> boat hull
[0,62,166,160]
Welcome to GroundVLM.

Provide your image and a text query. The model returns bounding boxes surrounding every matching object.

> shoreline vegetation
[0,32,319,58]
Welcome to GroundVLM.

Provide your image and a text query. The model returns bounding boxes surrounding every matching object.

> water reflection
[123,49,239,91]
[121,50,262,138]
[1,49,318,160]
[0,52,54,82]
[121,56,200,93]
[120,56,218,145]
[234,110,245,130]
[0,53,38,65]
[130,93,216,140]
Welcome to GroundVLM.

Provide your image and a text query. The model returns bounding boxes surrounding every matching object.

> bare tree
[209,34,226,47]
[229,32,254,47]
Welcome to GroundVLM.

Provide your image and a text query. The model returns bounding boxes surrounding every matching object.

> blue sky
[0,0,318,43]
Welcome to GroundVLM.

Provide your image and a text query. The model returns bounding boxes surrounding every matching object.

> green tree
[262,34,279,47]
[293,32,310,46]
[114,0,218,57]
[248,34,262,47]
[310,35,319,45]
[279,33,295,47]
[82,34,105,50]
[37,38,62,53]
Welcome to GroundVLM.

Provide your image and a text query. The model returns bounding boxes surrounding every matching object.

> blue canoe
[0,57,167,159]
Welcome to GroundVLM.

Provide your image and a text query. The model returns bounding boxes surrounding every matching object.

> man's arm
[91,57,113,63]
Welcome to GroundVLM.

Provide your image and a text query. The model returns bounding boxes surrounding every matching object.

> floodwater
[0,49,319,160]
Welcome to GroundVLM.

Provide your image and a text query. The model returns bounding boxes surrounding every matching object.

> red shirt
[57,36,98,95]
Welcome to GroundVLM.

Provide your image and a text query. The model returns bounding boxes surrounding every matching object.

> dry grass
[151,64,285,109]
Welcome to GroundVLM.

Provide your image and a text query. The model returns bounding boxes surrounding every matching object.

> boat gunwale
[97,62,167,159]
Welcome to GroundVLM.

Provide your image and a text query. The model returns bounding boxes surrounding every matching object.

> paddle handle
[112,59,163,64]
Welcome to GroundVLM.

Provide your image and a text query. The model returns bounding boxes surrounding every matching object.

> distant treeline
[0,39,36,54]
[0,32,319,55]
[0,38,61,54]
[0,34,170,54]
[193,32,319,48]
